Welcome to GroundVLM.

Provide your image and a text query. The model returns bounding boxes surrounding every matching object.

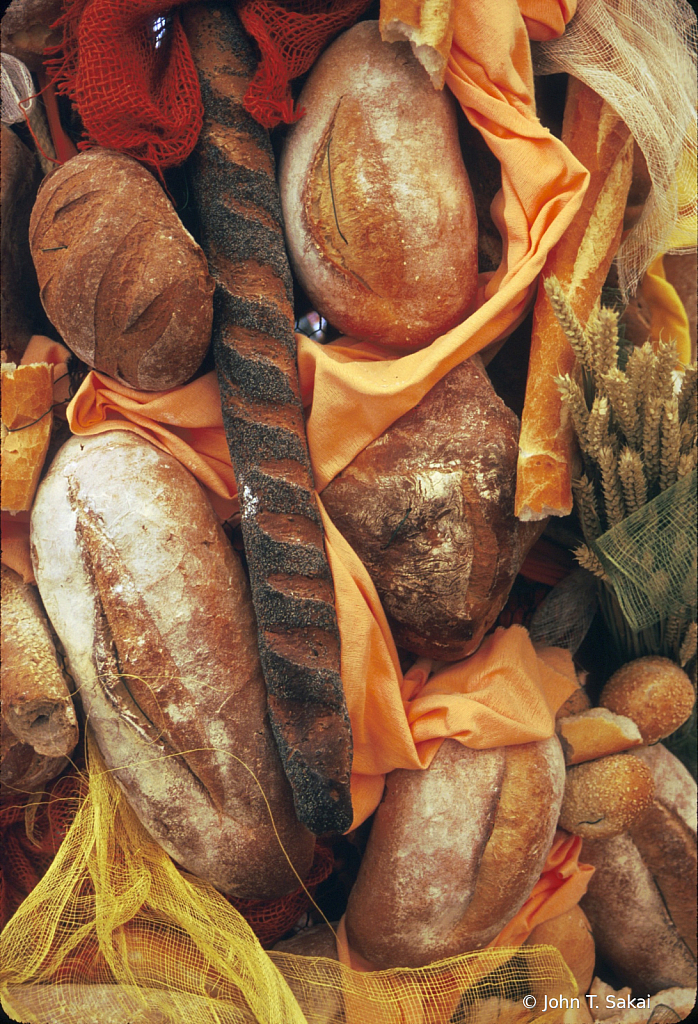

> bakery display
[1,0,696,1021]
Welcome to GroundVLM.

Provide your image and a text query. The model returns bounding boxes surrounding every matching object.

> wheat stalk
[598,446,625,527]
[602,368,640,448]
[572,475,603,541]
[574,543,609,581]
[679,622,697,667]
[660,398,681,491]
[545,276,594,372]
[586,306,619,379]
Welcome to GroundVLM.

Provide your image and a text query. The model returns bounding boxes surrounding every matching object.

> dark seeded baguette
[183,2,352,835]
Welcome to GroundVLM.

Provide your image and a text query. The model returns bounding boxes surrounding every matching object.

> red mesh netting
[0,772,87,930]
[1,769,334,947]
[44,0,371,174]
[228,841,334,947]
[237,0,373,128]
[46,0,204,173]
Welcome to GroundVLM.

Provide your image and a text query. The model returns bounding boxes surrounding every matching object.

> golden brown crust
[525,905,595,996]
[557,707,643,765]
[1,564,78,759]
[516,79,634,520]
[29,149,214,391]
[379,0,455,89]
[1,361,53,512]
[280,19,477,350]
[345,736,565,967]
[599,656,696,745]
[559,754,654,839]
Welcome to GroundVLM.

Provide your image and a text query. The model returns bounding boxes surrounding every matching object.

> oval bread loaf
[29,149,214,391]
[30,431,314,898]
[344,736,565,967]
[279,20,478,350]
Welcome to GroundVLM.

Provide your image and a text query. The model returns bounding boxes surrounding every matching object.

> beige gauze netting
[534,0,697,299]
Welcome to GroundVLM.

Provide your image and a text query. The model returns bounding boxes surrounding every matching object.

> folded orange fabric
[335,830,592,972]
[1,336,71,584]
[67,370,239,523]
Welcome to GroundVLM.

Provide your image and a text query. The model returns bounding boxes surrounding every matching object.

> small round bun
[559,753,655,839]
[599,656,696,745]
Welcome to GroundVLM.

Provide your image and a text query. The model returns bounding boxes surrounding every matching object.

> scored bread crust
[344,736,565,967]
[30,431,314,898]
[279,20,477,350]
[29,149,214,391]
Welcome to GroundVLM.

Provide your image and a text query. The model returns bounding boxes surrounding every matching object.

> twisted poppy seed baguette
[183,2,352,835]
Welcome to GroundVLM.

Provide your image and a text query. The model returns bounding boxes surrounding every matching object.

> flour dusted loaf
[344,736,565,967]
[29,149,214,390]
[581,744,697,992]
[322,357,541,659]
[30,431,314,897]
[279,20,477,350]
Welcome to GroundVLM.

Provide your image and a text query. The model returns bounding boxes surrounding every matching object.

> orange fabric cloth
[335,830,593,968]
[1,336,71,584]
[66,371,239,523]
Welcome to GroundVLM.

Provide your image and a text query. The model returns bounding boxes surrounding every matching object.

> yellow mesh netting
[0,734,578,1024]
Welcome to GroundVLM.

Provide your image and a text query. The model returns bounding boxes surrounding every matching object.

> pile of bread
[1,1,696,1021]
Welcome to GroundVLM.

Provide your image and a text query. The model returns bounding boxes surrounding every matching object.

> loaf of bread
[30,430,315,898]
[344,736,565,967]
[557,707,643,765]
[1,716,67,793]
[599,656,696,745]
[559,753,655,840]
[279,20,478,350]
[515,78,633,520]
[322,358,542,659]
[1,564,78,758]
[631,744,697,958]
[184,2,353,836]
[1,360,53,512]
[1,125,43,357]
[29,149,214,391]
[581,832,696,994]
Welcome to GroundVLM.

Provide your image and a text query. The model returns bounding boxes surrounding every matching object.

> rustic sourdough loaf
[279,20,478,350]
[344,736,565,967]
[29,149,214,391]
[30,431,315,897]
[322,357,542,659]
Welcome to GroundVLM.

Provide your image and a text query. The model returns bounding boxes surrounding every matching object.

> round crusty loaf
[344,736,565,967]
[279,20,478,350]
[322,357,542,660]
[30,430,314,898]
[559,753,655,840]
[29,149,214,390]
[599,656,696,745]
